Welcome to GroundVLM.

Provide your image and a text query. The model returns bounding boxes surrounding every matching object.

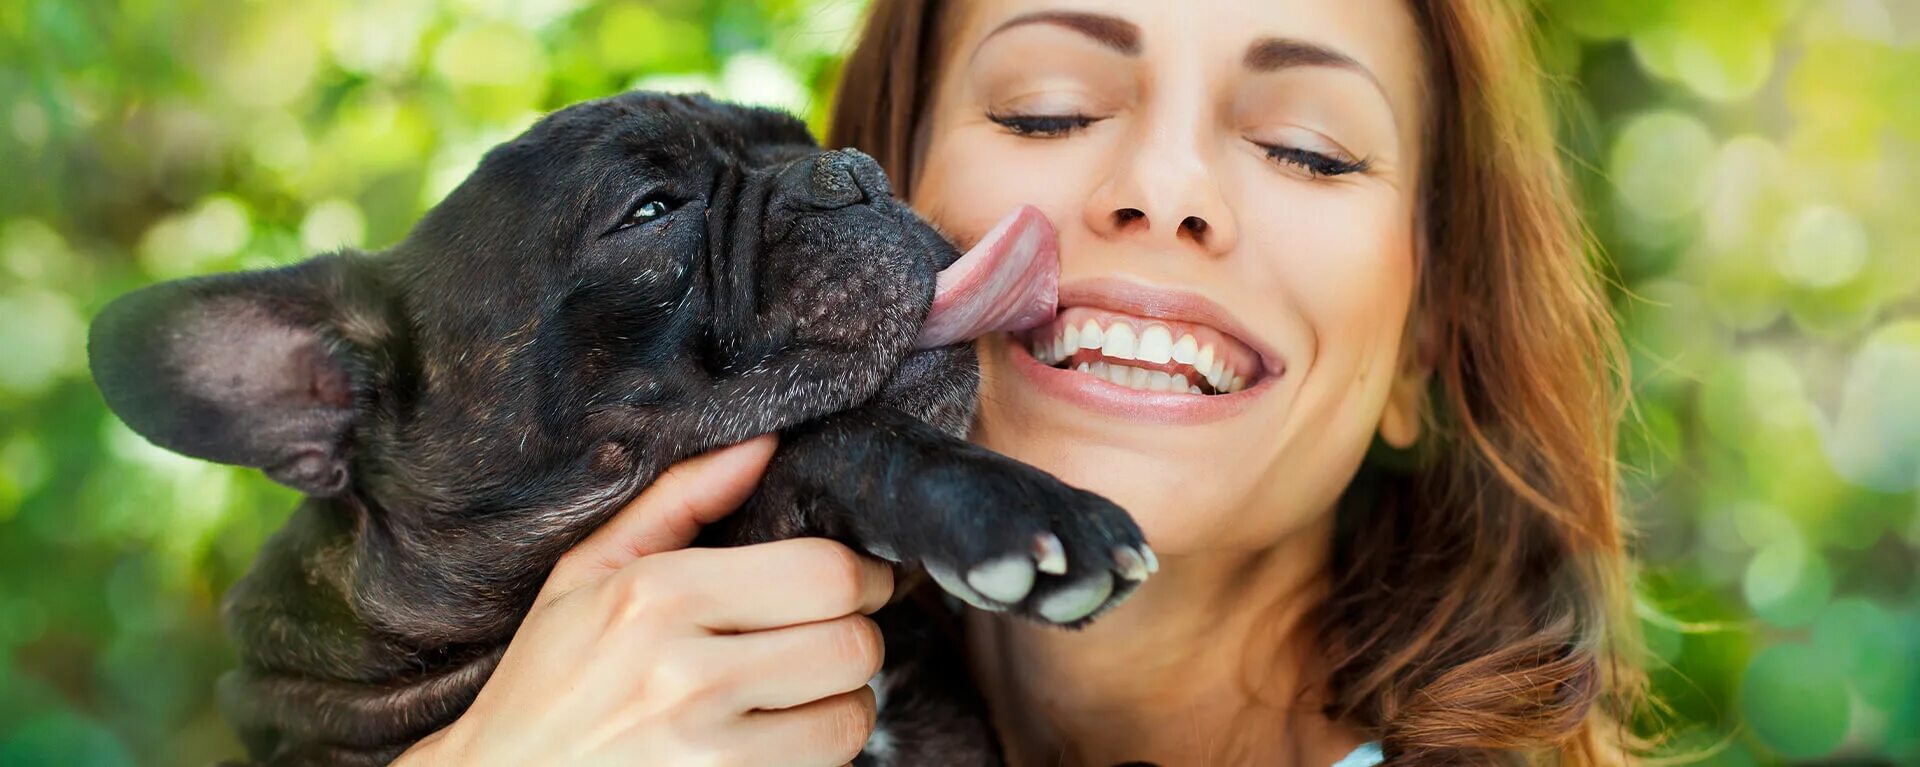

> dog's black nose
[805,149,890,209]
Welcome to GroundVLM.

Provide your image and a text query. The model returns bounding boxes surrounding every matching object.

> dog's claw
[867,542,902,563]
[1037,574,1115,624]
[966,555,1037,603]
[1113,546,1149,581]
[1140,544,1159,574]
[1033,532,1068,575]
[927,561,1007,613]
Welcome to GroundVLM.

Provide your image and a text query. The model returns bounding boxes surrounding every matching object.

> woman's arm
[394,435,893,766]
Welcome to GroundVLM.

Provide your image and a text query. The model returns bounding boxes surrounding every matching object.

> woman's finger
[605,538,895,633]
[703,614,886,711]
[732,686,878,767]
[546,434,778,596]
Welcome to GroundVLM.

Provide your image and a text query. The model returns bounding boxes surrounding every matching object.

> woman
[398,0,1638,764]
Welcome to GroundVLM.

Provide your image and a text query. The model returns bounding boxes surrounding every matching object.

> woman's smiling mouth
[1021,307,1265,394]
[1000,278,1285,424]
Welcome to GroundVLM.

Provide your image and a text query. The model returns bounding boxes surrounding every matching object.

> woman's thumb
[545,434,778,595]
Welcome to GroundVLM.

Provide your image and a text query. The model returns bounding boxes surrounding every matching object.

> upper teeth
[1103,323,1137,359]
[1031,318,1250,394]
[1136,326,1172,364]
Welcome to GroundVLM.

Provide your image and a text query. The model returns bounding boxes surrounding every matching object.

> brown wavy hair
[828,1,1642,764]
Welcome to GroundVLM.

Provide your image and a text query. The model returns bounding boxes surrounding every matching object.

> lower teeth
[1069,361,1211,395]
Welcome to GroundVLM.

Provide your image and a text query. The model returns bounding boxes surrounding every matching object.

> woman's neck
[964,513,1368,767]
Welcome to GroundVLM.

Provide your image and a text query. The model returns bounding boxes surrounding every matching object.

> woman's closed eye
[1256,143,1371,178]
[986,110,1105,138]
[986,110,1370,178]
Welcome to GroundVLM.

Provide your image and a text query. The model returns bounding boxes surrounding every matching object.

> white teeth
[1172,334,1198,364]
[1079,321,1104,349]
[1050,318,1254,397]
[1101,323,1137,359]
[1065,358,1215,396]
[1136,326,1173,364]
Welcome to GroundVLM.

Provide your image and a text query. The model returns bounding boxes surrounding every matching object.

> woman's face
[912,0,1430,554]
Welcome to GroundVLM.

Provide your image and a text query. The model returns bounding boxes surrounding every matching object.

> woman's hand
[397,435,895,767]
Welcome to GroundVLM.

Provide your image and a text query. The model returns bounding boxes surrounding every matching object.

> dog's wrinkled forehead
[402,92,815,262]
[539,91,817,166]
[509,91,817,203]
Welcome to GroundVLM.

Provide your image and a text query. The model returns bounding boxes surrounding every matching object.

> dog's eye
[619,196,675,230]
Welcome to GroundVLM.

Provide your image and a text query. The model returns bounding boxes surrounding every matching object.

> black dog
[88,91,1151,765]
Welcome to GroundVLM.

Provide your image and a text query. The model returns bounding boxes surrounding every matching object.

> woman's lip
[1055,278,1286,377]
[998,334,1275,425]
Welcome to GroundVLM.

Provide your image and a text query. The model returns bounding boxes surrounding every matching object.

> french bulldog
[88,91,1152,765]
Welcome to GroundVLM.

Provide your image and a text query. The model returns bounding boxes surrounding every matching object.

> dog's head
[90,92,967,513]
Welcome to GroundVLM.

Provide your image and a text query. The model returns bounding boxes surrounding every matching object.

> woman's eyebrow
[980,10,1142,56]
[1245,37,1393,111]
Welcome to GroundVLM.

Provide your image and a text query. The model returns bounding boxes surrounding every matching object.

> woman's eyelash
[986,111,1099,137]
[1262,144,1371,177]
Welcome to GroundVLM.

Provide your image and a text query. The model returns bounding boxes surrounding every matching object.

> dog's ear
[89,255,382,496]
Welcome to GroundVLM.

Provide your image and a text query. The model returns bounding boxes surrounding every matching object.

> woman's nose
[1083,127,1239,256]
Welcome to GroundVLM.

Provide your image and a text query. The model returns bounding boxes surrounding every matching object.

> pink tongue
[913,205,1059,349]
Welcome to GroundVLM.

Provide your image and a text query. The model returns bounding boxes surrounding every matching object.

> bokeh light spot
[1812,598,1916,715]
[1,218,69,286]
[210,5,323,109]
[326,1,432,78]
[11,100,50,149]
[1741,642,1852,759]
[1742,535,1833,627]
[137,196,255,280]
[299,198,368,253]
[1611,111,1717,221]
[1819,321,1920,492]
[0,289,85,396]
[720,52,811,116]
[1702,136,1785,254]
[1631,23,1775,102]
[1775,204,1869,289]
[434,23,547,87]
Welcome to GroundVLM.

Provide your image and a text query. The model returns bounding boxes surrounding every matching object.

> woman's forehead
[942,0,1428,137]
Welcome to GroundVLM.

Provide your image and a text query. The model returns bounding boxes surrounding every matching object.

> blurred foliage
[0,0,1916,764]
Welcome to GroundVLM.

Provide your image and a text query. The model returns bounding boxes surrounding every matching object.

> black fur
[88,92,1146,765]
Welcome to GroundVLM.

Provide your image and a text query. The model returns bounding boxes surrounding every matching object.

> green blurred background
[2,0,1917,764]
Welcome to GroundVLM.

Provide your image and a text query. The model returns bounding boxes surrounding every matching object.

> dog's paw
[885,452,1152,627]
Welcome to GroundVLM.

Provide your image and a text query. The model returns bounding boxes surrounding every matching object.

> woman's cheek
[1258,187,1414,344]
[1229,191,1416,529]
[920,128,1098,237]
